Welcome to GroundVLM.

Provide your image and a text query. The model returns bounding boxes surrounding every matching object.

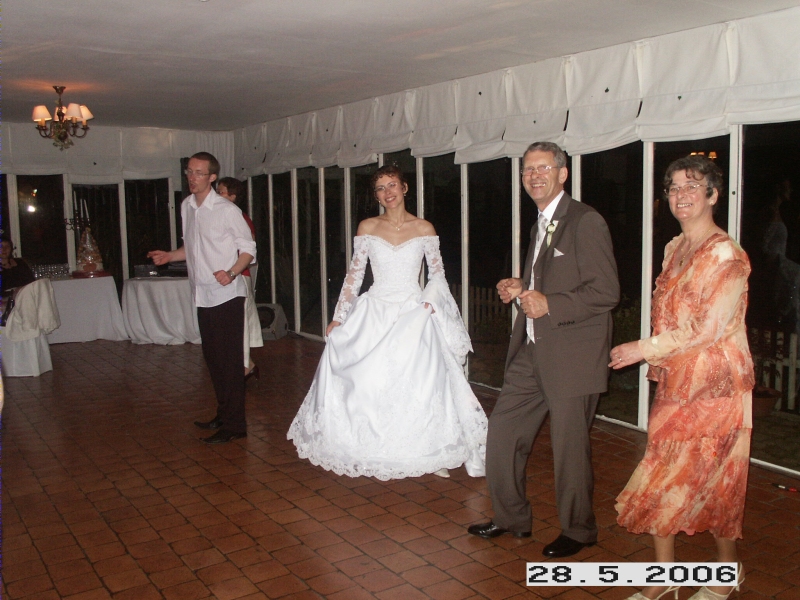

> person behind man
[468,142,619,558]
[148,152,256,444]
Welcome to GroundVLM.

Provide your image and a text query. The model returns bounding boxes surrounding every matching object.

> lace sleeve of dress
[420,237,473,364]
[332,236,369,323]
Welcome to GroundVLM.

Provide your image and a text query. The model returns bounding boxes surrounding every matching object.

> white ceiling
[5,0,798,132]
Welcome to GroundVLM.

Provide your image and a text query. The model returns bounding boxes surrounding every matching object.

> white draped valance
[2,123,234,183]
[310,106,342,168]
[228,6,800,170]
[453,70,508,165]
[563,43,641,155]
[636,24,731,141]
[505,57,568,157]
[4,7,800,180]
[727,10,800,125]
[409,81,458,158]
[338,98,377,168]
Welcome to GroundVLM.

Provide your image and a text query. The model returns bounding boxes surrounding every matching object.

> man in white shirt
[149,152,256,444]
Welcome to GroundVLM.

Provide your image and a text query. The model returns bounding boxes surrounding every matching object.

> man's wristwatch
[227,269,236,279]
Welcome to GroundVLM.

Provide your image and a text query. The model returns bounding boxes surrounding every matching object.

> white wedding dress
[287,235,487,480]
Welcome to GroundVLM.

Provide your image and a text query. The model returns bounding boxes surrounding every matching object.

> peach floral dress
[616,233,754,539]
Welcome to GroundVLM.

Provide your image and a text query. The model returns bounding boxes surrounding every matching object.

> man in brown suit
[468,142,619,558]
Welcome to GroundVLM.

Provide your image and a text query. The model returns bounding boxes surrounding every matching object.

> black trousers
[197,296,246,433]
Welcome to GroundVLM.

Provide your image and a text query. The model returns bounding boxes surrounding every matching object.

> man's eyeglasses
[521,165,557,176]
[184,169,210,178]
[374,181,400,194]
[665,182,711,197]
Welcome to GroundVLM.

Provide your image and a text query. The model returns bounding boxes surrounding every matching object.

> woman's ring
[618,357,622,362]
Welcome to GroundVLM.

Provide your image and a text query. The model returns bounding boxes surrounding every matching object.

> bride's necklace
[678,225,713,267]
[384,216,405,231]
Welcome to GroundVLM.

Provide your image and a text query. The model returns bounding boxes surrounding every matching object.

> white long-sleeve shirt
[181,189,257,308]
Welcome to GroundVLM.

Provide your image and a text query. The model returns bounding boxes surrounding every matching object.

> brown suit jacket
[507,193,620,399]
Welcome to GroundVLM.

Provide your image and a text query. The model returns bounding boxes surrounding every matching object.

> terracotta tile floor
[2,336,799,599]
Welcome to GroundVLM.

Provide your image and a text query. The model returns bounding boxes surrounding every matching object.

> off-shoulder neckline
[355,234,438,249]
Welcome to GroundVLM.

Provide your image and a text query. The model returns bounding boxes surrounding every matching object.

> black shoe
[542,534,595,558]
[194,417,223,430]
[467,522,531,539]
[202,429,247,444]
[245,364,260,382]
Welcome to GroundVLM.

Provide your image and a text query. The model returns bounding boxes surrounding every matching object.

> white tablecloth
[47,277,129,344]
[122,277,201,345]
[1,330,53,376]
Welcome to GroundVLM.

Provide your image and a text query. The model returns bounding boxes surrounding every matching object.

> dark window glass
[350,162,378,292]
[582,142,644,425]
[325,167,347,323]
[17,175,68,265]
[297,167,322,336]
[273,172,295,327]
[468,158,513,388]
[423,153,462,310]
[741,121,800,472]
[124,179,170,278]
[72,184,123,291]
[251,174,273,304]
[653,137,729,279]
[1,175,9,242]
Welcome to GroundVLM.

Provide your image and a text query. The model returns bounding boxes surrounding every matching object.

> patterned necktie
[527,213,548,342]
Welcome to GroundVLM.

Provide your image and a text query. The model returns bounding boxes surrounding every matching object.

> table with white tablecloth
[122,277,201,345]
[47,277,129,344]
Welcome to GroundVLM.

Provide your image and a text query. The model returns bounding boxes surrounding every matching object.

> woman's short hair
[370,164,408,192]
[663,155,725,200]
[218,177,245,199]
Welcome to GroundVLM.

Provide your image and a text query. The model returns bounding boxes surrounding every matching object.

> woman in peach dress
[610,155,753,600]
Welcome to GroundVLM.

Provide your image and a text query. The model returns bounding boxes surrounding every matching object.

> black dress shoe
[203,429,247,444]
[194,417,223,430]
[467,522,531,539]
[245,364,260,382]
[542,534,595,558]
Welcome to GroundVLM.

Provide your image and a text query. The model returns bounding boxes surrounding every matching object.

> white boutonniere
[546,220,558,247]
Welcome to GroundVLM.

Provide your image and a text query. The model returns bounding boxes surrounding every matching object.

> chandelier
[32,86,94,151]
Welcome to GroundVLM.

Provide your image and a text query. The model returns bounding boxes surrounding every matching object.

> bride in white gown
[288,165,487,480]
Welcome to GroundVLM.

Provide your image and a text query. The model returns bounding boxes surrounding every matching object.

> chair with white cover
[1,279,61,377]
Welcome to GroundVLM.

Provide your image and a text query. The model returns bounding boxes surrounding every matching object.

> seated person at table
[1,239,35,296]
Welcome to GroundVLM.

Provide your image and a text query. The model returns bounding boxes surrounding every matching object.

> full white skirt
[287,288,487,480]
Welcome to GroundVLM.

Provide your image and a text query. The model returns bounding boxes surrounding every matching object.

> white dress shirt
[181,189,257,308]
[526,190,564,342]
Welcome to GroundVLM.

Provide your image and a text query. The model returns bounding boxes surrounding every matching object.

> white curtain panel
[727,7,800,125]
[310,106,342,168]
[338,98,378,168]
[505,57,568,157]
[637,24,731,142]
[64,126,124,184]
[121,128,176,180]
[409,81,458,157]
[172,130,235,178]
[564,43,641,156]
[282,112,315,170]
[263,118,292,174]
[235,123,268,179]
[371,91,413,155]
[454,70,508,164]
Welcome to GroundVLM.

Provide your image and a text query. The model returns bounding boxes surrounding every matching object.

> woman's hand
[326,321,341,336]
[147,250,172,266]
[609,341,644,369]
[423,302,435,313]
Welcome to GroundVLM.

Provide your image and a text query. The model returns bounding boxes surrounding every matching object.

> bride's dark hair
[370,164,408,191]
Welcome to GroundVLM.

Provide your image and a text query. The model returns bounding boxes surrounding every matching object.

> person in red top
[217,177,263,381]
